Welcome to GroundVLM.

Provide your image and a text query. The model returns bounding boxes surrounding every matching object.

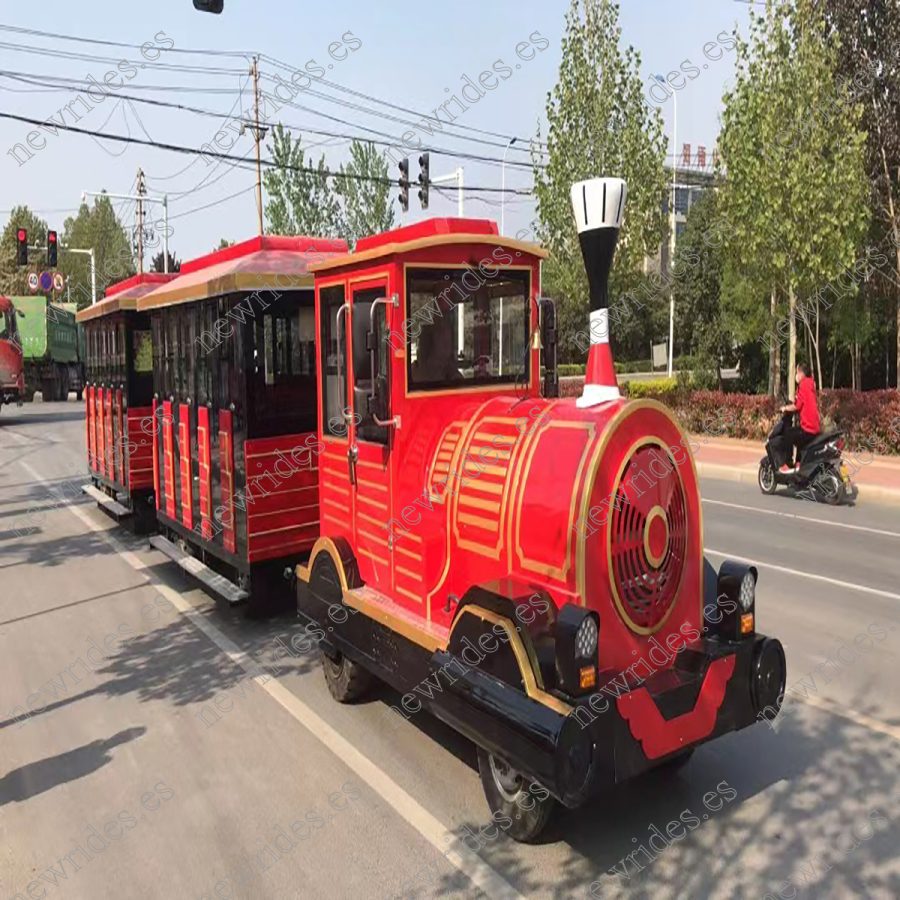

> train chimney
[570,177,627,407]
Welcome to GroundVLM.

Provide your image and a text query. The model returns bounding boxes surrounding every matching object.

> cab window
[406,267,530,391]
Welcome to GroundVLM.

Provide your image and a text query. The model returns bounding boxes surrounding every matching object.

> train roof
[136,235,348,312]
[308,218,548,274]
[76,273,177,322]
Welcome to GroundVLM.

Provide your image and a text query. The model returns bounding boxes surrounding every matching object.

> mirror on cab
[538,296,558,398]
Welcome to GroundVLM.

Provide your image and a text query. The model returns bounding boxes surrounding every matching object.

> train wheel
[311,552,372,702]
[477,748,555,843]
[322,651,372,703]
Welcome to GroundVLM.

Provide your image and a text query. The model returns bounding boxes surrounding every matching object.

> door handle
[347,443,358,487]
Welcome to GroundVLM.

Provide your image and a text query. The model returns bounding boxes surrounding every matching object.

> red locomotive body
[297,187,786,840]
[0,296,25,411]
[77,273,175,529]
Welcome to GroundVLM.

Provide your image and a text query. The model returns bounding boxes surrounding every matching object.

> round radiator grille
[608,443,688,633]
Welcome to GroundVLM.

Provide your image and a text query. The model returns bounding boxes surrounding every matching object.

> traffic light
[16,228,27,266]
[399,158,410,213]
[418,153,430,210]
[47,230,58,267]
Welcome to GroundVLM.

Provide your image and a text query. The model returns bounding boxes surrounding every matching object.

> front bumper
[430,633,785,809]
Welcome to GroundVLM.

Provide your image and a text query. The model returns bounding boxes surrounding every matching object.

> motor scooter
[758,411,853,504]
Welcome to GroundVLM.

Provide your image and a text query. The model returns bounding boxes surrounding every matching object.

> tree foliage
[263,127,393,247]
[718,0,869,393]
[533,0,668,362]
[151,250,181,273]
[0,206,49,296]
[61,196,134,308]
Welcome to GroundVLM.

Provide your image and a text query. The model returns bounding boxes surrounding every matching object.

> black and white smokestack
[569,177,627,407]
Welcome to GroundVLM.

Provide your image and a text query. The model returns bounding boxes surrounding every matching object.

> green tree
[263,125,342,238]
[672,190,733,385]
[61,196,134,308]
[335,140,395,247]
[822,0,900,388]
[533,0,668,362]
[718,0,869,396]
[151,250,181,273]
[0,206,48,295]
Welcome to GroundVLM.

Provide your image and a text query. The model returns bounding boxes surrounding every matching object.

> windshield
[406,267,530,392]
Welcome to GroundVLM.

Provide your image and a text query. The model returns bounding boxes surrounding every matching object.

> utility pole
[136,167,146,274]
[250,57,265,236]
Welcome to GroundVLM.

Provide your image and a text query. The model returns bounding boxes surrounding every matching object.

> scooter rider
[776,362,821,473]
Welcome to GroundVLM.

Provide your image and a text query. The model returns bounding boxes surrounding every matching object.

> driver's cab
[310,219,554,633]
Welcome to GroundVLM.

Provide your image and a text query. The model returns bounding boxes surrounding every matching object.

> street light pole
[61,246,97,304]
[654,75,677,378]
[432,168,464,216]
[501,137,517,235]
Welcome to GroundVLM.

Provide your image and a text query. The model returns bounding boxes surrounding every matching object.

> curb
[695,461,900,508]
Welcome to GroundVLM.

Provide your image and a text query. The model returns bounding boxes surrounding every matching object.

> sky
[0,0,754,263]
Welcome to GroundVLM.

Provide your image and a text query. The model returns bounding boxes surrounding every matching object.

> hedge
[557,377,900,455]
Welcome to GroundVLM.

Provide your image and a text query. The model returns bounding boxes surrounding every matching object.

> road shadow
[0,727,146,806]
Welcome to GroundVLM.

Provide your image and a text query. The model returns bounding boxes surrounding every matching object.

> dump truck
[13,296,85,401]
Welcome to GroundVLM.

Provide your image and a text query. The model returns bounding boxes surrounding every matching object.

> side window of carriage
[320,284,347,438]
[352,287,389,446]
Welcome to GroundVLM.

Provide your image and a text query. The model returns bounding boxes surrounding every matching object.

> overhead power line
[0,110,535,196]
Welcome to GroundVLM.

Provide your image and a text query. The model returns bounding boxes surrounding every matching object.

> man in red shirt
[778,362,821,472]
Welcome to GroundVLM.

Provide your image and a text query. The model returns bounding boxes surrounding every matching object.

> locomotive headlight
[713,561,758,641]
[556,604,599,697]
[738,571,755,611]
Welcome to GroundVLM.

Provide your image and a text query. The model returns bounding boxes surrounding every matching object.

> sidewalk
[690,434,900,506]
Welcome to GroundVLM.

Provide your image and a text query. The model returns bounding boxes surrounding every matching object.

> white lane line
[705,548,900,602]
[799,693,900,743]
[703,497,900,539]
[20,461,525,900]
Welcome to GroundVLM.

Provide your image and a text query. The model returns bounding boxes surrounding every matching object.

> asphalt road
[1,402,899,900]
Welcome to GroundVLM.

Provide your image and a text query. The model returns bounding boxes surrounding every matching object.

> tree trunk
[788,284,797,401]
[814,300,823,390]
[768,289,777,397]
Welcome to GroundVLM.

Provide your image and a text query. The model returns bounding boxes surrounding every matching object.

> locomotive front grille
[608,442,688,634]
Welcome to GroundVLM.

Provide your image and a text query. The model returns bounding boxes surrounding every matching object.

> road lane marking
[702,498,900,539]
[705,548,900,602]
[20,461,525,900]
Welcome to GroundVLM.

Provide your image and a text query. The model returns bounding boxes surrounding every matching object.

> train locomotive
[295,177,787,840]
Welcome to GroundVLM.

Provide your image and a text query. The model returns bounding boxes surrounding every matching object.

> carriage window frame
[404,266,531,393]
[320,284,347,438]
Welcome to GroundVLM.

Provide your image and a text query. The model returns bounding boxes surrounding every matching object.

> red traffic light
[17,229,26,241]
[48,231,57,243]
[16,227,27,266]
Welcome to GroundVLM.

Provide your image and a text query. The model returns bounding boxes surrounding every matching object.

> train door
[347,279,395,593]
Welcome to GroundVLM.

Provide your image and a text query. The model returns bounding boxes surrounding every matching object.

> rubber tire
[322,651,372,703]
[75,389,83,402]
[41,380,56,402]
[59,368,70,401]
[758,460,776,495]
[815,470,845,506]
[656,748,695,773]
[476,747,556,843]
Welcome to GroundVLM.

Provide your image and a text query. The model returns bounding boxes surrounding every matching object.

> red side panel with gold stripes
[87,387,96,472]
[152,399,160,509]
[244,433,319,563]
[104,390,114,480]
[178,403,193,529]
[219,409,236,554]
[197,406,213,540]
[96,388,106,476]
[162,400,176,519]
[115,389,125,485]
[127,406,154,490]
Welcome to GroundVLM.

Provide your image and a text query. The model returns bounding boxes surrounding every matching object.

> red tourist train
[76,178,786,840]
[77,273,176,529]
[0,295,25,412]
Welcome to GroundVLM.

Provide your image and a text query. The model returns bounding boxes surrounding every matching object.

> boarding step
[149,535,248,605]
[82,483,131,521]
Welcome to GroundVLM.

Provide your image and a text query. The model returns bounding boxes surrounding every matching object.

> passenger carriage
[296,185,786,840]
[135,235,347,610]
[77,273,175,530]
